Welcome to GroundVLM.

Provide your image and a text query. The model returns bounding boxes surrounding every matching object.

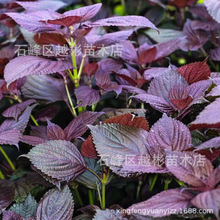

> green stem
[63,76,77,117]
[175,178,185,187]
[149,174,158,192]
[136,180,143,200]
[87,167,102,182]
[97,184,102,208]
[102,173,106,210]
[164,179,172,190]
[30,115,39,126]
[0,170,5,179]
[76,55,86,87]
[88,189,94,205]
[0,145,15,171]
[74,188,83,206]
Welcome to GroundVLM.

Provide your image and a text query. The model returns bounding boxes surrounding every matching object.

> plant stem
[74,188,83,206]
[97,184,102,208]
[102,173,106,210]
[164,179,172,190]
[136,180,142,200]
[87,167,102,182]
[63,76,77,117]
[149,174,158,192]
[175,178,185,187]
[30,115,39,126]
[0,145,15,171]
[0,170,5,179]
[88,189,94,205]
[76,55,86,87]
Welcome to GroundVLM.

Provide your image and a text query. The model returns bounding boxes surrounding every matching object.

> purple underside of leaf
[148,114,192,151]
[195,137,220,151]
[4,56,73,85]
[64,3,102,22]
[5,11,60,33]
[0,187,14,210]
[47,120,66,140]
[83,16,158,31]
[0,129,21,146]
[207,85,220,97]
[3,211,25,220]
[21,75,68,103]
[89,123,150,176]
[36,186,74,220]
[165,151,213,188]
[190,188,220,218]
[93,30,133,47]
[127,189,194,217]
[204,0,220,23]
[210,47,220,61]
[15,1,67,12]
[2,99,36,120]
[133,94,174,113]
[190,98,220,130]
[64,111,104,141]
[26,140,86,184]
[75,86,100,107]
[143,67,167,81]
[20,135,46,146]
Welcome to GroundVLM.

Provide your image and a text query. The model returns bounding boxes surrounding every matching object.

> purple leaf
[47,120,66,140]
[21,75,68,103]
[190,20,220,31]
[97,58,122,74]
[5,11,60,33]
[195,137,220,151]
[143,67,167,81]
[0,129,20,146]
[122,85,146,94]
[89,123,149,176]
[64,111,103,141]
[204,166,220,189]
[36,186,74,220]
[75,86,100,107]
[35,105,60,122]
[127,189,193,217]
[147,67,187,103]
[204,0,220,23]
[119,41,138,64]
[133,94,174,113]
[64,3,102,22]
[190,98,220,130]
[93,209,123,220]
[84,16,158,31]
[210,47,220,61]
[166,151,213,187]
[4,56,73,85]
[15,1,67,12]
[0,187,14,211]
[93,30,133,47]
[168,83,193,111]
[181,19,208,51]
[2,99,36,120]
[20,135,46,146]
[187,80,211,98]
[148,114,192,151]
[191,188,220,218]
[26,140,86,185]
[3,211,24,220]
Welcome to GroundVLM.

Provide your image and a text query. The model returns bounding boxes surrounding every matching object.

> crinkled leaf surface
[84,16,158,31]
[204,0,220,23]
[4,56,72,85]
[0,186,14,211]
[2,99,36,120]
[75,86,100,107]
[47,120,66,140]
[191,188,220,218]
[166,151,213,187]
[195,137,220,151]
[64,111,103,141]
[21,75,67,103]
[178,59,211,84]
[147,114,191,151]
[36,186,74,220]
[26,140,86,186]
[127,189,193,217]
[89,123,149,176]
